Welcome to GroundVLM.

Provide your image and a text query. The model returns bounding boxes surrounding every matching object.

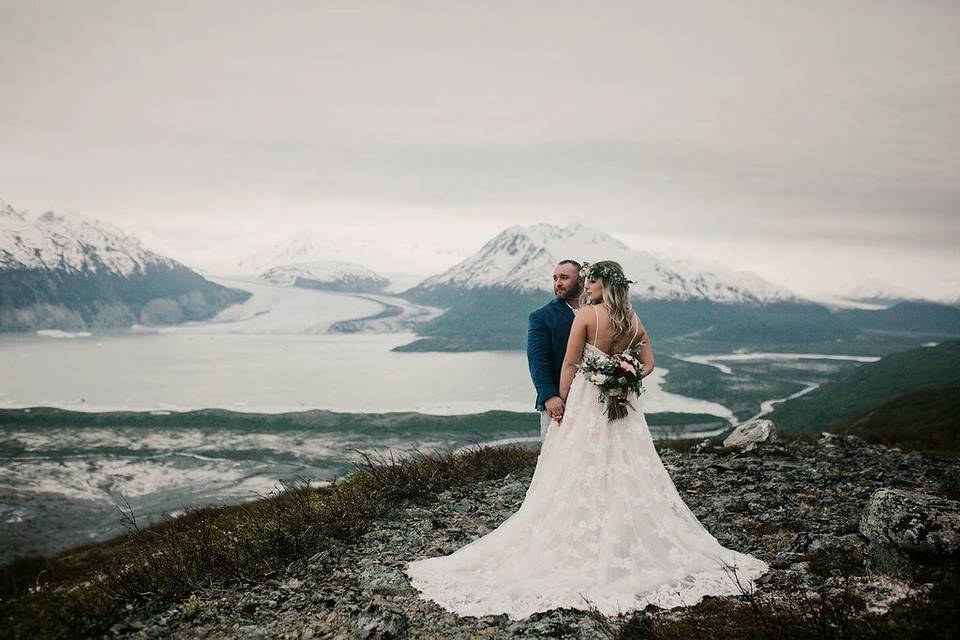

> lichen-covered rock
[359,563,412,596]
[104,437,958,639]
[723,419,777,451]
[352,601,408,640]
[859,488,960,557]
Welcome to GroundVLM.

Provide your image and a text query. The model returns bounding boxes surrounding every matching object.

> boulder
[819,431,866,447]
[723,419,777,451]
[859,488,960,570]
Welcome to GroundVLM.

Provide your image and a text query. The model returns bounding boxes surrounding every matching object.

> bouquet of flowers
[578,343,647,421]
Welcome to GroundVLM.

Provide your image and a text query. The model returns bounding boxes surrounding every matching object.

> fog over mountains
[261,261,389,294]
[2,197,958,347]
[231,222,956,308]
[236,228,462,289]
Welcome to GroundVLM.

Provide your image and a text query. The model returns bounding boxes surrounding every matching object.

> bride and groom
[404,259,769,620]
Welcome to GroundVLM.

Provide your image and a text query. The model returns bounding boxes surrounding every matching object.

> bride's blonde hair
[579,260,635,340]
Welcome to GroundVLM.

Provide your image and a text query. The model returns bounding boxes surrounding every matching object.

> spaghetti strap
[630,313,640,347]
[591,304,600,345]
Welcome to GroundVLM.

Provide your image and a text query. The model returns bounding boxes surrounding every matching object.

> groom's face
[553,264,582,299]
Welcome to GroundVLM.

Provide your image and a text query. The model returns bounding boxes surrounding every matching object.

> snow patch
[238,227,462,276]
[1,198,181,276]
[261,260,388,289]
[35,330,94,339]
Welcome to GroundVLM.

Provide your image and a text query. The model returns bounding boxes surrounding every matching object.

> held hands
[545,396,565,424]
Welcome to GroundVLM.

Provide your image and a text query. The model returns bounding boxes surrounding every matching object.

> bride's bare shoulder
[634,313,650,341]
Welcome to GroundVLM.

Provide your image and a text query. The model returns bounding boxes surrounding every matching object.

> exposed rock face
[107,435,957,639]
[860,488,960,559]
[723,418,777,451]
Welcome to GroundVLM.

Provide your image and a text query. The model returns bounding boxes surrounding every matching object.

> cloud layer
[2,1,958,299]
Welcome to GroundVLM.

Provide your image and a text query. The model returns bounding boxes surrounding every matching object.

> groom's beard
[555,286,581,300]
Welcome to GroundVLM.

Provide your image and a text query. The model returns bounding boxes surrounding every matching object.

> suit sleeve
[527,310,559,402]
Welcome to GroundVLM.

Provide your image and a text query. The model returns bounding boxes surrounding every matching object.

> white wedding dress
[404,317,769,620]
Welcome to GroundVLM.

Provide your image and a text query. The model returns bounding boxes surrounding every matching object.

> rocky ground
[102,433,959,640]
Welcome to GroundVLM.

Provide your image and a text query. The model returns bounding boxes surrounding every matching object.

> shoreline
[0,407,732,565]
[0,405,732,432]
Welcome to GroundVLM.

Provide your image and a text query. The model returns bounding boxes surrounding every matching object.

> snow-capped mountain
[237,228,463,278]
[407,223,805,304]
[0,198,250,333]
[1,202,180,276]
[261,260,389,293]
[842,279,923,304]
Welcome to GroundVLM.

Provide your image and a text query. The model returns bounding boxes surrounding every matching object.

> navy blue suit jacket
[526,297,576,411]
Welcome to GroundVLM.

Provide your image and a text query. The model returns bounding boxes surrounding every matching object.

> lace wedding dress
[404,318,769,620]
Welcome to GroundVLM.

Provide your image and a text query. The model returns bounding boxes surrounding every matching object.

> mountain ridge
[0,198,250,333]
[404,223,805,305]
[1,199,181,276]
[767,340,960,433]
[236,227,462,277]
[260,260,389,293]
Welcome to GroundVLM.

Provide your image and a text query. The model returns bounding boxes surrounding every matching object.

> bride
[404,260,769,620]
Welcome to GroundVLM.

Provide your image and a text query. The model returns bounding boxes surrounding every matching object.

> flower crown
[578,262,635,287]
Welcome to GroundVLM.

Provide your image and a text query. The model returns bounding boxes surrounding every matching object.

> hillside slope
[768,340,960,433]
[832,384,960,455]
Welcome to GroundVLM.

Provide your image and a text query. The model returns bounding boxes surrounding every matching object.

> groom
[526,259,583,439]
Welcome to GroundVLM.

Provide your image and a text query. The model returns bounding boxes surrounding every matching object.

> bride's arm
[635,319,655,378]
[559,310,589,401]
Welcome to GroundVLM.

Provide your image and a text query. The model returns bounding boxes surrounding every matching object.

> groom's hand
[545,396,565,421]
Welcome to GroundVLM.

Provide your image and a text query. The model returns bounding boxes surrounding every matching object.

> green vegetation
[395,294,867,353]
[395,286,960,355]
[768,340,960,434]
[0,443,541,639]
[0,424,737,639]
[656,354,812,422]
[832,385,960,457]
[0,406,721,433]
[3,430,957,638]
[0,406,540,434]
[394,287,546,352]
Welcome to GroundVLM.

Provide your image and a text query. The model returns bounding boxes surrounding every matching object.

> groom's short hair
[557,259,582,273]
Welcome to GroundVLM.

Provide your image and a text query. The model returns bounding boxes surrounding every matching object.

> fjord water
[0,276,733,415]
[0,277,737,562]
[0,277,872,563]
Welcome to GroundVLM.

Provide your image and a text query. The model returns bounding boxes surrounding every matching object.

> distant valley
[391,224,960,355]
[3,202,958,360]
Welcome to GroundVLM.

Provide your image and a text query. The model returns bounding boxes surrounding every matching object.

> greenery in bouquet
[577,344,647,420]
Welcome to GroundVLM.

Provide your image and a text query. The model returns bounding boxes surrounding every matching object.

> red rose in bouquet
[613,356,638,382]
[576,349,646,421]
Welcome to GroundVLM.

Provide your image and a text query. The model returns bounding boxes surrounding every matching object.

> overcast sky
[2,1,958,300]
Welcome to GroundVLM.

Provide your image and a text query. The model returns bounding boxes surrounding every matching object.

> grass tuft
[0,441,538,640]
